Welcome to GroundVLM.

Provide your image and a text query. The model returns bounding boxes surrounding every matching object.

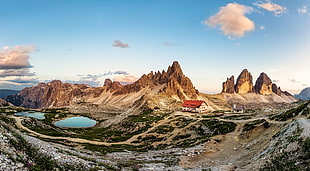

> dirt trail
[10,112,187,146]
[179,116,287,169]
[179,121,244,168]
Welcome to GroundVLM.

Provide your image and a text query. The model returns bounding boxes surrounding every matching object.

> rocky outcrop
[222,76,235,93]
[103,79,112,87]
[0,98,10,107]
[272,83,282,96]
[254,72,272,95]
[222,70,294,98]
[235,69,254,94]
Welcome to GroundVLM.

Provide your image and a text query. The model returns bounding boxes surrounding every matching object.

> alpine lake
[15,111,96,128]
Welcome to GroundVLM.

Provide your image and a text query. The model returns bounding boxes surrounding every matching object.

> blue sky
[0,0,309,94]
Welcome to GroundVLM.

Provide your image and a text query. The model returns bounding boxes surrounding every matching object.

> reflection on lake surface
[54,116,96,128]
[15,112,45,119]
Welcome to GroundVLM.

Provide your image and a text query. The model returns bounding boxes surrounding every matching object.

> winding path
[9,112,291,147]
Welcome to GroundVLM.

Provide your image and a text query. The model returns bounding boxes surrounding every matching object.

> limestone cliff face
[222,76,235,93]
[235,69,254,94]
[254,73,273,95]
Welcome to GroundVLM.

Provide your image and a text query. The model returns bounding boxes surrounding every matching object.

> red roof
[182,100,205,108]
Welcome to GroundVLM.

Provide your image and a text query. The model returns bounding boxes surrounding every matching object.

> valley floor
[0,101,309,170]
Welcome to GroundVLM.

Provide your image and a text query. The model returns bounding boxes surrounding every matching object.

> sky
[0,0,309,94]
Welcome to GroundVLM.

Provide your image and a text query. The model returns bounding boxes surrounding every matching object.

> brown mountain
[222,69,294,99]
[222,76,235,93]
[235,69,254,94]
[112,61,198,99]
[254,72,273,95]
[6,80,104,108]
[6,61,198,109]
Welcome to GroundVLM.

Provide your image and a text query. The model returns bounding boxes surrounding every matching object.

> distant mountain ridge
[295,87,310,100]
[0,89,19,99]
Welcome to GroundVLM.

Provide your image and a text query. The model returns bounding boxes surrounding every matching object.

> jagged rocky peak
[113,61,198,100]
[167,61,183,76]
[254,72,273,95]
[272,83,282,96]
[222,76,235,93]
[103,78,112,87]
[235,69,254,94]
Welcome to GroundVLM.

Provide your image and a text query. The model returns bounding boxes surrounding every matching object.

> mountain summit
[222,70,293,97]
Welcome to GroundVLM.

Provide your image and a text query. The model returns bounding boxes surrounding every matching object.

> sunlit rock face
[235,69,254,94]
[222,76,235,93]
[254,72,273,95]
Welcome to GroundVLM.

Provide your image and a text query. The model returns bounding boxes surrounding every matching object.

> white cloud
[255,1,286,16]
[113,75,137,85]
[0,45,37,69]
[112,40,129,48]
[259,26,266,30]
[204,3,255,37]
[298,6,308,15]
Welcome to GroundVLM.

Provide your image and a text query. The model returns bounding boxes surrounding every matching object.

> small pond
[15,112,45,119]
[54,116,96,128]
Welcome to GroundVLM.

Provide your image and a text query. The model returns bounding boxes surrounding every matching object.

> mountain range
[295,87,310,100]
[6,61,296,114]
[0,89,19,99]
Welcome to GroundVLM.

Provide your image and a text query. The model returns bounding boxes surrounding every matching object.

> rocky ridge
[6,61,199,110]
[222,69,291,97]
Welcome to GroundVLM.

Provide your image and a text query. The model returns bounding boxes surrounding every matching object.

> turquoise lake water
[15,112,45,119]
[54,116,96,128]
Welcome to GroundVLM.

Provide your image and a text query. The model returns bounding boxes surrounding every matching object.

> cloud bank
[205,3,255,37]
[112,40,129,48]
[0,45,37,69]
[0,45,39,90]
